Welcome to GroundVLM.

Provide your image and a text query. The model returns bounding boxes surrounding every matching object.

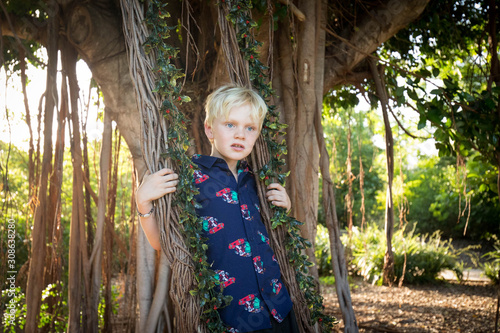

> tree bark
[314,97,359,333]
[104,130,120,332]
[88,109,112,332]
[41,53,67,333]
[25,2,58,330]
[369,58,395,286]
[358,113,366,231]
[82,86,95,256]
[65,39,91,333]
[346,112,353,235]
[45,55,67,289]
[288,0,321,280]
[19,49,36,201]
[145,253,171,333]
[323,0,431,92]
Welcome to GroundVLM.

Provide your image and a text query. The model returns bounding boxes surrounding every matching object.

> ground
[322,277,497,333]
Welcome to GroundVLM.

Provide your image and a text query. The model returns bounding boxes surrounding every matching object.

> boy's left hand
[266,183,291,212]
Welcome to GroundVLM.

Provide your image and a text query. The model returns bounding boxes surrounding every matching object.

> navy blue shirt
[192,155,293,332]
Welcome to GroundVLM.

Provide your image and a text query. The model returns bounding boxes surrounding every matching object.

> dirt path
[322,278,497,332]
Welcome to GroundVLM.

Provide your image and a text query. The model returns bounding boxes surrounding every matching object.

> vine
[222,0,336,330]
[144,2,230,331]
[144,0,336,331]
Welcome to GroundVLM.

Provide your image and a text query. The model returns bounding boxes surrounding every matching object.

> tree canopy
[1,0,499,332]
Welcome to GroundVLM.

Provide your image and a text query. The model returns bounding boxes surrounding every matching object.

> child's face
[205,103,260,170]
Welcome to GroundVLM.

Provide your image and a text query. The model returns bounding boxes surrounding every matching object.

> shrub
[315,223,467,285]
[315,224,333,276]
[481,235,500,284]
[1,283,67,332]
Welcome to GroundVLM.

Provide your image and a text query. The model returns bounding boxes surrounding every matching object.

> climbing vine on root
[144,1,231,331]
[221,0,336,330]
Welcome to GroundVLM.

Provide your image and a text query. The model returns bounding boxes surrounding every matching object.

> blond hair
[204,85,268,130]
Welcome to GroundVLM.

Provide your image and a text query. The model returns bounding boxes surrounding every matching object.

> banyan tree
[0,0,432,332]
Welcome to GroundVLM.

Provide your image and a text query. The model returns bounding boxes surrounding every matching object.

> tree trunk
[45,57,67,289]
[19,49,36,202]
[346,112,353,235]
[88,108,112,332]
[286,0,321,281]
[42,52,68,333]
[65,39,92,333]
[315,101,359,333]
[82,86,95,256]
[369,58,395,286]
[136,218,157,332]
[25,2,58,330]
[104,129,120,332]
[358,112,366,231]
[124,172,138,333]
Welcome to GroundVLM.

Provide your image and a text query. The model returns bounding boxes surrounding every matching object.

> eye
[225,123,234,128]
[247,126,256,132]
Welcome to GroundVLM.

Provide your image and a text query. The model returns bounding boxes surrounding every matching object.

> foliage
[1,283,67,332]
[224,0,336,329]
[320,98,385,229]
[315,224,333,276]
[380,0,500,205]
[144,0,336,329]
[481,234,500,284]
[1,0,47,70]
[1,286,26,332]
[319,275,336,286]
[98,285,121,329]
[144,1,231,331]
[335,224,465,285]
[404,155,500,238]
[1,281,120,332]
[0,141,32,287]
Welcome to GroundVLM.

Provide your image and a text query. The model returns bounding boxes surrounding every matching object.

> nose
[234,126,245,139]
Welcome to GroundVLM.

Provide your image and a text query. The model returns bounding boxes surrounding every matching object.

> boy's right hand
[136,168,178,214]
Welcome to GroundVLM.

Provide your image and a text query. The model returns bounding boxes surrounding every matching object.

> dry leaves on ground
[322,278,497,333]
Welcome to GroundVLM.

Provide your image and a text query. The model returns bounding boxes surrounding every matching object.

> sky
[0,54,102,153]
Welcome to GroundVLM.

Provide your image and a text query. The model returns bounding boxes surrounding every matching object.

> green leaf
[430,88,442,96]
[418,115,427,130]
[407,89,418,100]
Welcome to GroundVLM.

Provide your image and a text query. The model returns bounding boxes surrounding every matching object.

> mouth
[231,143,245,150]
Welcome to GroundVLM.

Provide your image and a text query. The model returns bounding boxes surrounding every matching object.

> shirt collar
[192,154,251,173]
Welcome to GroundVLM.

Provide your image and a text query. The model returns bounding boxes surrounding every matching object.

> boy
[136,85,299,332]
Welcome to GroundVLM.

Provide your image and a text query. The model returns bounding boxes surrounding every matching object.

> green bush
[315,224,333,276]
[345,224,465,285]
[481,235,500,284]
[1,283,67,332]
[1,282,119,332]
[316,223,466,285]
[1,286,26,332]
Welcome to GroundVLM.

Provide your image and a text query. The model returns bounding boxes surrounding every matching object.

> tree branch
[323,0,430,92]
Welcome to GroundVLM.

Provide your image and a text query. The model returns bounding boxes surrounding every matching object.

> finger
[166,179,179,187]
[164,186,177,194]
[163,173,179,182]
[267,195,284,202]
[266,188,280,196]
[267,183,283,191]
[156,168,175,176]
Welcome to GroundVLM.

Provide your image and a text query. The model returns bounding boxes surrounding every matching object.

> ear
[204,122,214,142]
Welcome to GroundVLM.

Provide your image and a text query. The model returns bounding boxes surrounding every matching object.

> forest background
[1,0,500,332]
